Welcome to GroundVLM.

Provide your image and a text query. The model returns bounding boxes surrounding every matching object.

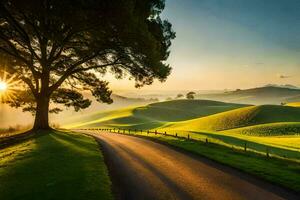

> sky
[110,0,300,91]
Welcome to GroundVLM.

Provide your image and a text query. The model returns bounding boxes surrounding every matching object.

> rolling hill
[64,100,248,129]
[286,102,300,107]
[197,86,300,105]
[164,105,300,132]
[0,93,157,129]
[66,99,300,160]
[66,99,300,133]
[223,122,300,136]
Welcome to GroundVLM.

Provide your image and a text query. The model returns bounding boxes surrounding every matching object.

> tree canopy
[186,92,196,100]
[0,0,175,129]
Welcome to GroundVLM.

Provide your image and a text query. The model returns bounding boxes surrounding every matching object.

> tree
[166,97,172,101]
[186,92,195,100]
[176,93,183,99]
[0,0,175,130]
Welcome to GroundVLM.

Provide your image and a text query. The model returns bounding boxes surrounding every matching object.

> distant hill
[65,99,300,136]
[0,93,157,128]
[197,86,300,105]
[53,94,157,125]
[164,105,300,132]
[286,102,300,107]
[64,99,248,129]
[264,84,299,89]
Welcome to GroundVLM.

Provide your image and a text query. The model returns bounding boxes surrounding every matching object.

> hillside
[0,93,157,129]
[223,122,300,136]
[64,100,248,129]
[164,105,300,131]
[197,86,300,105]
[50,94,154,125]
[286,102,300,107]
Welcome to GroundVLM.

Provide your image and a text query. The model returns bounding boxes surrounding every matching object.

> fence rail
[76,127,280,159]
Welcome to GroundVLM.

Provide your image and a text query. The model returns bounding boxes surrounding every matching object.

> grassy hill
[66,99,300,163]
[0,131,112,200]
[0,93,157,129]
[197,86,300,105]
[223,122,300,136]
[164,105,300,132]
[67,100,300,133]
[286,102,300,107]
[64,100,247,129]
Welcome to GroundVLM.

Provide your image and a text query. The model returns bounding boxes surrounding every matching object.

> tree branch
[49,60,122,93]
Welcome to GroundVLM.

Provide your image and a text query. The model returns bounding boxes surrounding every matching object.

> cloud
[277,74,291,79]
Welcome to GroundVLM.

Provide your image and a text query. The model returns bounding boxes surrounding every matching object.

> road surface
[84,131,297,200]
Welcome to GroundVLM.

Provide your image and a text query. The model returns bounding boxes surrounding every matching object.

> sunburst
[0,71,21,103]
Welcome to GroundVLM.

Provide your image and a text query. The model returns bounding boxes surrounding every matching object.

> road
[84,131,297,200]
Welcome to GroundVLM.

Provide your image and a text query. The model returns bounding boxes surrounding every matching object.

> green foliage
[176,93,184,99]
[0,131,113,200]
[0,0,175,128]
[52,88,91,112]
[186,91,196,99]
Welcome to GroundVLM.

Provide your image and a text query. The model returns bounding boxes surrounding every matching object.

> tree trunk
[33,95,50,130]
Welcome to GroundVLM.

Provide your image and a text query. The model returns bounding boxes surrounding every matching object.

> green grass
[68,100,300,161]
[150,128,300,161]
[163,105,300,132]
[111,131,300,192]
[0,130,113,200]
[67,99,300,169]
[287,102,300,107]
[224,122,300,136]
[64,99,247,129]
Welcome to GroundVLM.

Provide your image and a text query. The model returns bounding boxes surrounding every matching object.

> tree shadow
[0,131,112,200]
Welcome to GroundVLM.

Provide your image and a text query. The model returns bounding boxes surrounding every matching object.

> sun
[0,81,7,92]
[0,71,21,103]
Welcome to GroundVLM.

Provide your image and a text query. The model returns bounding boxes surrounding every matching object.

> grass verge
[104,130,300,193]
[0,130,113,200]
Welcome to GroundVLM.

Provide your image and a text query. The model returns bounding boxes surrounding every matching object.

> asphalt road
[84,131,297,200]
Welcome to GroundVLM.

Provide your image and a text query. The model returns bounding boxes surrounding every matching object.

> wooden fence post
[244,142,247,152]
[187,134,190,140]
[164,131,167,135]
[266,147,270,158]
[155,130,157,135]
[206,138,208,144]
[175,133,177,137]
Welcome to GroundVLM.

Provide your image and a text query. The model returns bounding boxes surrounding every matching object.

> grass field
[0,130,113,200]
[104,131,300,192]
[64,100,248,129]
[287,102,300,107]
[162,105,300,131]
[155,129,300,161]
[66,100,300,162]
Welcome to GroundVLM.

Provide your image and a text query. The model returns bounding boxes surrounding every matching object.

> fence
[77,127,279,159]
